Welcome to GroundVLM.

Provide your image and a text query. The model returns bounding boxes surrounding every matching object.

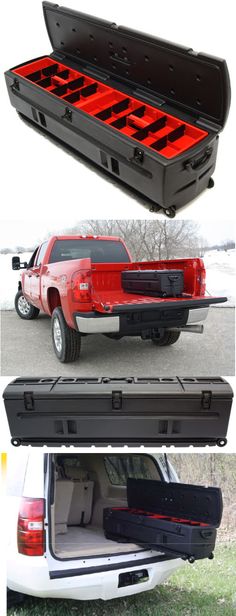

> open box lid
[127,478,223,527]
[43,2,230,130]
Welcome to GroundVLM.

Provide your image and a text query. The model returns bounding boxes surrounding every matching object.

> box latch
[24,392,34,411]
[10,78,20,93]
[112,390,122,410]
[201,391,212,409]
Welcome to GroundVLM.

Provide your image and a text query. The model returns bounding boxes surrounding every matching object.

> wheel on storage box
[217,438,227,447]
[11,438,21,447]
[151,330,181,346]
[164,206,176,218]
[51,307,81,363]
[15,290,40,320]
[208,177,214,189]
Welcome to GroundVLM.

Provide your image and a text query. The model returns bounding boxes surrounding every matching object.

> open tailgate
[93,293,227,313]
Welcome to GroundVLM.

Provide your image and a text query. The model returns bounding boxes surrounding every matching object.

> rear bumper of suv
[8,552,183,600]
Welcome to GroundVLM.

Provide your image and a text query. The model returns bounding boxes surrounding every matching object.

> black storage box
[4,2,231,217]
[103,478,223,561]
[122,269,184,297]
[3,376,233,447]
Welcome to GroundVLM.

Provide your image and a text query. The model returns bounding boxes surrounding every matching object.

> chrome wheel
[53,317,62,354]
[17,295,31,316]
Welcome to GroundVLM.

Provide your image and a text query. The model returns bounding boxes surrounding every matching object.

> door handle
[35,274,40,278]
[28,274,32,278]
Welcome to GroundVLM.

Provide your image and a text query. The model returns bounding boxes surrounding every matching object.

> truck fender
[47,287,62,315]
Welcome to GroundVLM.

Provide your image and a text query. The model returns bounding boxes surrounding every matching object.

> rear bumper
[8,553,183,600]
[74,303,211,335]
[187,307,209,324]
[76,314,120,333]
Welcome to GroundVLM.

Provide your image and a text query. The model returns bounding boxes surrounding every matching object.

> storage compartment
[51,453,162,559]
[5,3,231,215]
[3,376,233,447]
[121,269,184,297]
[103,478,223,561]
[13,57,208,160]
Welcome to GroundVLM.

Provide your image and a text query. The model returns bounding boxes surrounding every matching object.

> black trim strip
[16,437,224,446]
[49,553,176,579]
[112,297,227,313]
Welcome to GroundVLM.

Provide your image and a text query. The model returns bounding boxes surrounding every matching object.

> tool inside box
[13,57,208,159]
[110,508,210,527]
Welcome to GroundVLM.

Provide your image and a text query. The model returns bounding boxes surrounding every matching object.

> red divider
[13,57,208,159]
[112,507,209,526]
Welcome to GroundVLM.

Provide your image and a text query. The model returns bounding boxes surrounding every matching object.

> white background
[1,1,236,615]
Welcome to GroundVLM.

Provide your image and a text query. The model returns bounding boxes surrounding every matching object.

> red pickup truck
[12,235,227,362]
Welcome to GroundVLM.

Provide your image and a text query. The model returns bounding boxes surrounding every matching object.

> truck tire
[51,306,81,362]
[7,588,25,608]
[151,330,181,346]
[15,290,40,320]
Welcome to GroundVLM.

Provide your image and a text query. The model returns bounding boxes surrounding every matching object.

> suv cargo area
[50,453,163,560]
[48,453,222,564]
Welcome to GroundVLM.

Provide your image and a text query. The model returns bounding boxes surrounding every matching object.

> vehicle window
[104,455,160,486]
[27,246,39,269]
[35,241,48,266]
[48,239,130,264]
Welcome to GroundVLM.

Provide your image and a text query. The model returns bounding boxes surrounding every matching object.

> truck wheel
[52,307,81,363]
[151,330,181,346]
[15,290,40,320]
[7,588,25,608]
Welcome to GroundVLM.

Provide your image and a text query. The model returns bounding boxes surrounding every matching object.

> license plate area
[118,568,149,588]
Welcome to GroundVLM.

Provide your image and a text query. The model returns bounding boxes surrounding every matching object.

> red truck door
[29,242,48,308]
[22,246,39,300]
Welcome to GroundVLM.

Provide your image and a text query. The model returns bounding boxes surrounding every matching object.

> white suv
[7,451,183,606]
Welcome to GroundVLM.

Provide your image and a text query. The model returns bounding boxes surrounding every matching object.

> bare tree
[63,219,202,260]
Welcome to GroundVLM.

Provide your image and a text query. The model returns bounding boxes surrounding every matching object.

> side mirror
[12,256,28,270]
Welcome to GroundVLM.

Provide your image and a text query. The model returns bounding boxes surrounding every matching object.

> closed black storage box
[122,269,184,297]
[3,376,233,447]
[103,478,223,561]
[4,2,231,217]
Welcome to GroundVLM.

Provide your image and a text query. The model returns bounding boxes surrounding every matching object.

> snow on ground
[0,253,32,310]
[0,249,235,310]
[204,249,235,307]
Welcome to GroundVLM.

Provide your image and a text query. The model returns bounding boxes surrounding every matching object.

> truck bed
[89,258,225,313]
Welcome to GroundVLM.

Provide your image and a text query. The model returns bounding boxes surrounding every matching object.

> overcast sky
[0,219,235,250]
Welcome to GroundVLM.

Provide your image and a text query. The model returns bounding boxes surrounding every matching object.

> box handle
[185,148,212,172]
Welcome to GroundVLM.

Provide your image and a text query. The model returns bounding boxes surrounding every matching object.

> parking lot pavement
[1,308,234,376]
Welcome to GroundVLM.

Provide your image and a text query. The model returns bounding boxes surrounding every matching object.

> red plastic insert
[13,57,208,159]
[112,508,209,526]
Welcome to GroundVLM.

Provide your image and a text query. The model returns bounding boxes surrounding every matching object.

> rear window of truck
[48,239,130,263]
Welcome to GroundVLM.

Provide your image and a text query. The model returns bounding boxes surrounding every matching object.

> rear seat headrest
[63,461,89,481]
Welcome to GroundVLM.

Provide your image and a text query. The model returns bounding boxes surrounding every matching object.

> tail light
[198,260,206,295]
[71,270,92,303]
[17,497,45,556]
